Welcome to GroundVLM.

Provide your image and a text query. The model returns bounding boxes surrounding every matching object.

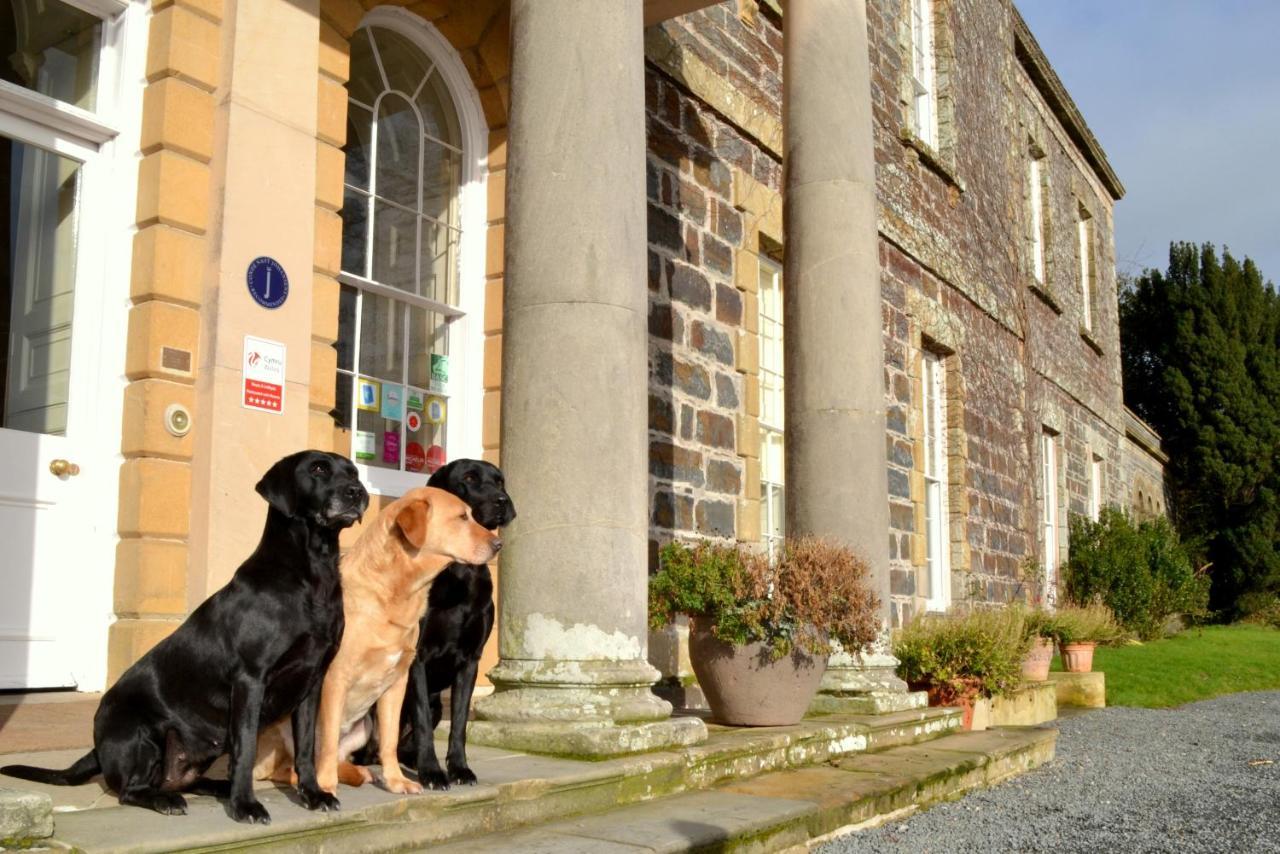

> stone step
[20,707,966,853]
[430,726,1058,853]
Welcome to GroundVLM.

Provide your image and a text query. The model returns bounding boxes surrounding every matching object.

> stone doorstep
[1,786,53,845]
[12,707,962,853]
[429,727,1058,853]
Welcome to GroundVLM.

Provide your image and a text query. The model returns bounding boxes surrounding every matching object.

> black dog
[401,459,515,789]
[1,451,367,823]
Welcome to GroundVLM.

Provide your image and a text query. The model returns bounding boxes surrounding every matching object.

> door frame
[0,0,149,691]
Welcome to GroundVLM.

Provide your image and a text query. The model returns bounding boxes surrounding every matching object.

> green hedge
[1064,507,1209,640]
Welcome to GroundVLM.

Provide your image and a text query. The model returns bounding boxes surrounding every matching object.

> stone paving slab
[431,727,1058,853]
[0,709,971,852]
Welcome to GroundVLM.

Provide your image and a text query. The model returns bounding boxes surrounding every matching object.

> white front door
[0,0,146,690]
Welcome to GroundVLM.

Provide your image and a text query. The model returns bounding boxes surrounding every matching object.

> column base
[472,658,708,758]
[468,716,707,759]
[811,646,925,715]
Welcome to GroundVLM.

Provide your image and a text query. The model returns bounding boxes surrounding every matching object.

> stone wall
[1122,408,1170,519]
[643,0,1131,625]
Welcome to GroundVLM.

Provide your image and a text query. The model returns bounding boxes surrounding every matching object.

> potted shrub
[893,608,1030,729]
[1019,608,1056,682]
[1050,603,1125,672]
[649,537,879,726]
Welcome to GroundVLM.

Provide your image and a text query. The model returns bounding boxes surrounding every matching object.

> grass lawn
[1051,623,1280,708]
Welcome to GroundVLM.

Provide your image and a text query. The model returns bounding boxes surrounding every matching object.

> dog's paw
[299,785,341,812]
[150,792,188,816]
[230,798,272,824]
[383,775,423,795]
[418,767,450,791]
[315,771,339,796]
[447,765,478,786]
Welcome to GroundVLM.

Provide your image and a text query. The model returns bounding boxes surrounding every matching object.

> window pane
[333,372,353,430]
[336,285,357,371]
[1,139,82,435]
[344,103,373,192]
[371,26,434,99]
[770,486,785,539]
[340,186,369,277]
[422,143,459,224]
[356,405,401,471]
[407,305,449,390]
[0,0,100,110]
[374,94,422,212]
[416,70,461,147]
[371,199,417,293]
[421,219,458,305]
[357,292,404,382]
[347,28,381,106]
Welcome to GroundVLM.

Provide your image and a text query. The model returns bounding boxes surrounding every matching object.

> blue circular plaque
[246,256,289,309]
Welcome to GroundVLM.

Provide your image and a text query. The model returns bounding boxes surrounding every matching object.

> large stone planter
[688,617,827,726]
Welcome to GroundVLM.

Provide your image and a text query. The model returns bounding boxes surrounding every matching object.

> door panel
[0,136,83,688]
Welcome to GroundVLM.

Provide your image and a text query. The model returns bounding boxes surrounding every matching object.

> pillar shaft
[784,0,915,707]
[471,0,704,756]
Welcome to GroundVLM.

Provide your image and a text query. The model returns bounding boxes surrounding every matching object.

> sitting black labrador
[354,459,515,789]
[1,451,367,823]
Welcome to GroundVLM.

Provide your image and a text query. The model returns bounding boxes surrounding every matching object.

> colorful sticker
[406,411,423,433]
[354,430,376,461]
[406,442,426,473]
[357,378,380,412]
[425,444,446,473]
[383,430,401,464]
[407,391,424,411]
[429,354,449,394]
[380,384,404,421]
[426,396,447,425]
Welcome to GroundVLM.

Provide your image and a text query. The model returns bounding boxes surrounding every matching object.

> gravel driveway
[819,691,1280,854]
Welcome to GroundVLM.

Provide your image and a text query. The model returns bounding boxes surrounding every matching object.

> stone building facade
[643,2,1132,625]
[0,0,1155,744]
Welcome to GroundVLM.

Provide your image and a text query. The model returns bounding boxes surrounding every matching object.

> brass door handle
[49,459,80,477]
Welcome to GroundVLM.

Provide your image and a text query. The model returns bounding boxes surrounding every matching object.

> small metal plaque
[162,347,192,373]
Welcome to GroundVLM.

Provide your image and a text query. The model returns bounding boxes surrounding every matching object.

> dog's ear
[256,455,301,518]
[396,496,431,549]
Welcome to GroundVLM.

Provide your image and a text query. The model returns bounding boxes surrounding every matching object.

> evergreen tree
[1120,243,1280,615]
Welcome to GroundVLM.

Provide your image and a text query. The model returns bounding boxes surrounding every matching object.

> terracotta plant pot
[1021,636,1055,682]
[915,679,983,731]
[688,617,827,726]
[1059,641,1097,673]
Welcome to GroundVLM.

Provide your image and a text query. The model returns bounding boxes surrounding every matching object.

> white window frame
[339,8,488,497]
[1078,208,1093,330]
[922,350,950,612]
[1041,430,1059,606]
[0,0,149,690]
[909,0,938,149]
[1089,454,1103,521]
[1029,156,1046,283]
[758,255,784,557]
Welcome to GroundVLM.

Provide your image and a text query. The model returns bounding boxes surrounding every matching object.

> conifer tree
[1120,243,1280,614]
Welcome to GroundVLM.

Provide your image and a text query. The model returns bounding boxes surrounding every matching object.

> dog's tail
[1,750,100,786]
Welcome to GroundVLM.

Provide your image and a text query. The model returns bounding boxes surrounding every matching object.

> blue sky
[1017,1,1280,283]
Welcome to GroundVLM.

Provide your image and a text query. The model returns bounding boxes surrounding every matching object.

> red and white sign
[243,336,286,414]
[425,444,446,473]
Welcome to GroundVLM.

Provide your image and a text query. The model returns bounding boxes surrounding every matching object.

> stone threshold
[430,726,1059,852]
[5,707,962,852]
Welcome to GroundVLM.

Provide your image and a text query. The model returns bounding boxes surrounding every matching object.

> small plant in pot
[1050,603,1125,673]
[1019,608,1057,682]
[649,537,879,726]
[893,608,1030,729]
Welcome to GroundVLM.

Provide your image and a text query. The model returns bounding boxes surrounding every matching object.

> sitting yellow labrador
[254,487,501,794]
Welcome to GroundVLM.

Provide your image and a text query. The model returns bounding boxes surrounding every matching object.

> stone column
[469,0,705,757]
[783,0,920,714]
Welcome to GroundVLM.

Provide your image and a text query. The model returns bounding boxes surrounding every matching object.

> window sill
[1028,282,1063,314]
[1080,328,1104,355]
[898,127,966,193]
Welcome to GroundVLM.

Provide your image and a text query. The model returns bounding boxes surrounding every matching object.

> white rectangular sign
[243,336,286,414]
